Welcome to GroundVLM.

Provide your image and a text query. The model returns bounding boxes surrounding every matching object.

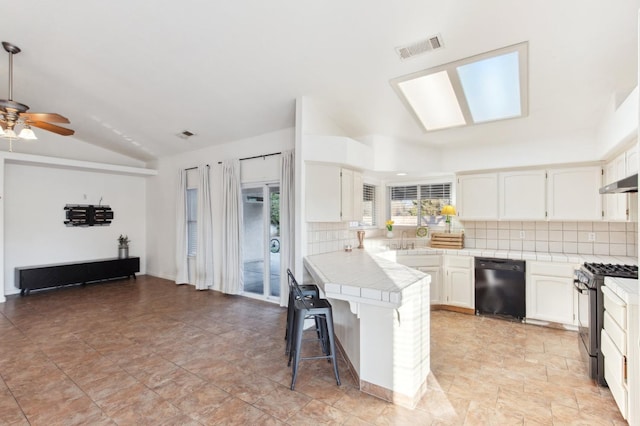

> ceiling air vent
[395,34,444,61]
[177,130,196,140]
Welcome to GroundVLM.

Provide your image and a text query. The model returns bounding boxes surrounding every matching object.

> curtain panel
[279,150,295,306]
[175,169,189,284]
[195,165,214,289]
[221,159,244,294]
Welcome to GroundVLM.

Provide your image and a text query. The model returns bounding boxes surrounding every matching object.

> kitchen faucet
[399,230,414,250]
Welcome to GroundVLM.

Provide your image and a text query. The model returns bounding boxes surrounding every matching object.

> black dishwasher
[475,257,526,320]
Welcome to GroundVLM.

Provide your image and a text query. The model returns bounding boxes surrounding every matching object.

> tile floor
[0,275,628,425]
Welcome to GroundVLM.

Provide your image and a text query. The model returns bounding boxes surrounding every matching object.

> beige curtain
[175,169,189,284]
[221,159,243,294]
[195,165,214,290]
[279,150,295,306]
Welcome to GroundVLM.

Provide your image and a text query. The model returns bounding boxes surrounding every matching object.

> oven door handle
[573,280,591,295]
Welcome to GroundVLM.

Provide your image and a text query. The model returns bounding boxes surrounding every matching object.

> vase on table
[118,246,129,259]
[386,230,394,238]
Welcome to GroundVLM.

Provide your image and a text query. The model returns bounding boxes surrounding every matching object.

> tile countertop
[382,246,638,266]
[364,237,637,265]
[303,249,429,308]
[604,277,639,305]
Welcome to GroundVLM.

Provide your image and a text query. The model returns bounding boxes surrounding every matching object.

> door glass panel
[242,184,280,300]
[242,187,265,295]
[269,186,280,298]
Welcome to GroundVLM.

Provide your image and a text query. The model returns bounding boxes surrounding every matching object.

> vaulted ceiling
[1,1,639,162]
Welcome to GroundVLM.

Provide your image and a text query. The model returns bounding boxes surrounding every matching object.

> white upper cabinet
[306,163,341,222]
[498,170,546,220]
[546,166,602,221]
[340,168,364,222]
[456,173,499,220]
[603,154,629,221]
[352,170,364,222]
[340,168,355,220]
[458,165,603,221]
[305,163,363,222]
[626,145,638,176]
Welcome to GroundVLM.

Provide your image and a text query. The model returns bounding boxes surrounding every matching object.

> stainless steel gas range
[574,262,638,386]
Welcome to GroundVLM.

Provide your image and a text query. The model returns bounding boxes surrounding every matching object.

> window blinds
[419,183,451,200]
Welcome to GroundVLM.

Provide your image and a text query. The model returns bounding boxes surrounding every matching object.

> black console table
[15,257,140,296]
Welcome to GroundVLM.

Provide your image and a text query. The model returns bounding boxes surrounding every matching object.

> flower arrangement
[118,234,130,247]
[385,220,394,231]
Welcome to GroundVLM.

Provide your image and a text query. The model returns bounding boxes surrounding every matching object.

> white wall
[4,163,147,296]
[597,86,639,159]
[3,133,147,168]
[441,129,600,173]
[362,134,442,174]
[298,96,351,136]
[302,135,374,170]
[145,128,294,288]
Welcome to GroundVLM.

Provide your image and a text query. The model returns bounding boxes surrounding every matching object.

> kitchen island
[303,250,431,408]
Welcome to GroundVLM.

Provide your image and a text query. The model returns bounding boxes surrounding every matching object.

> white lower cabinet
[395,255,441,304]
[398,254,473,309]
[443,255,474,309]
[601,283,639,424]
[526,261,576,326]
[417,266,441,303]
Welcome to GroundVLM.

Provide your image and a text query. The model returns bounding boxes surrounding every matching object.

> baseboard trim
[334,337,359,385]
[431,304,475,315]
[336,336,427,409]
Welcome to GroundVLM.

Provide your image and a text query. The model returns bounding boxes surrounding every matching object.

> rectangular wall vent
[396,34,444,60]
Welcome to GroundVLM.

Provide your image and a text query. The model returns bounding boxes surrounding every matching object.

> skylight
[397,71,466,130]
[391,42,528,132]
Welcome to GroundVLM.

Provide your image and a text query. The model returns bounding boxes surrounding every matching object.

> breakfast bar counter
[303,250,431,408]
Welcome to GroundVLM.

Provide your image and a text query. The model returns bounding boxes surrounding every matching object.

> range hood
[599,173,638,194]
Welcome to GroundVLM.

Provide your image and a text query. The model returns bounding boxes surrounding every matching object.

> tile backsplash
[306,220,638,257]
[306,222,364,255]
[462,221,637,257]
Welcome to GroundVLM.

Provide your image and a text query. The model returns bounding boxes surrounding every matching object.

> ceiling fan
[0,41,74,151]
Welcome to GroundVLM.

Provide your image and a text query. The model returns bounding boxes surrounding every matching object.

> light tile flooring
[0,275,627,425]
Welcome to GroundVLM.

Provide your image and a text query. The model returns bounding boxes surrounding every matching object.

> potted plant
[118,234,130,259]
[385,220,394,238]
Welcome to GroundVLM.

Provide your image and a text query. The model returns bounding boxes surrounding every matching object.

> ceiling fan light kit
[0,41,75,152]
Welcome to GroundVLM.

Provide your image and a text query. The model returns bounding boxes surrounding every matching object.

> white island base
[304,250,431,408]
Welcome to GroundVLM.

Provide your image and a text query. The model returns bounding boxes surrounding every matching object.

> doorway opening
[242,183,280,302]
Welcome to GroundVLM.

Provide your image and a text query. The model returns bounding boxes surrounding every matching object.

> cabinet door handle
[624,355,627,381]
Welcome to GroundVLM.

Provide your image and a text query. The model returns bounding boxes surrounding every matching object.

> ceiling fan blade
[28,120,75,136]
[21,112,71,124]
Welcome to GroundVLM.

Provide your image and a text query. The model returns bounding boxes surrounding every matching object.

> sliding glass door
[242,183,280,301]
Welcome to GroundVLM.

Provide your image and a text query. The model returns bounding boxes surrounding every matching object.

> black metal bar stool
[288,274,340,391]
[285,269,320,355]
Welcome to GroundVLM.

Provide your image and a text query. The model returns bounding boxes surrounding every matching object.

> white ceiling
[1,0,639,162]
